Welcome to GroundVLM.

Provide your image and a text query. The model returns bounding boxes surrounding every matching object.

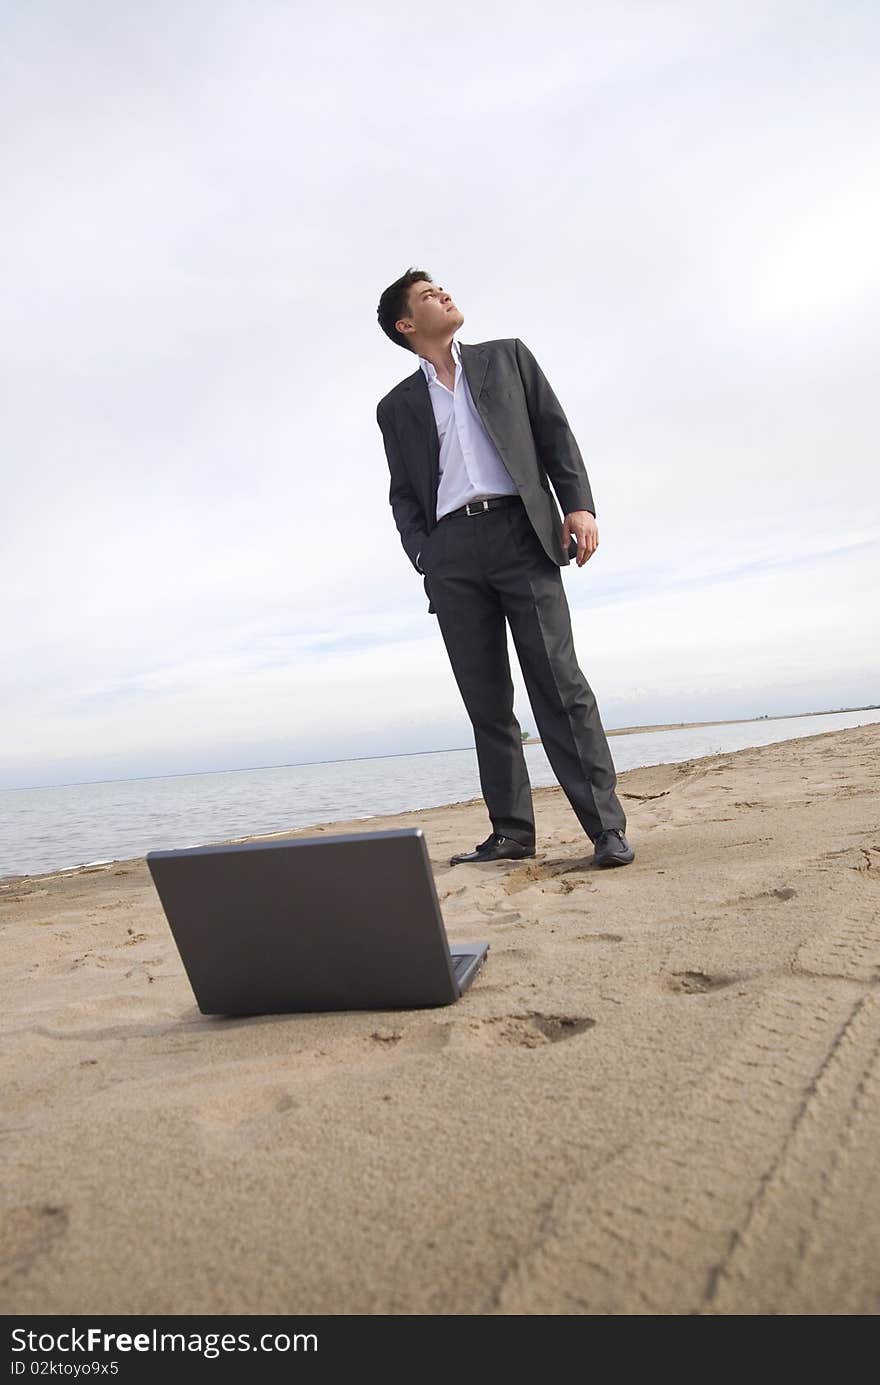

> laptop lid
[147,827,487,1016]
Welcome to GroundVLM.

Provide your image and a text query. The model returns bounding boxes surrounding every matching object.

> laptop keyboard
[452,953,476,976]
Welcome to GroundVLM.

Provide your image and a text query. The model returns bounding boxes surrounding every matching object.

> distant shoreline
[521,706,880,745]
[5,706,878,795]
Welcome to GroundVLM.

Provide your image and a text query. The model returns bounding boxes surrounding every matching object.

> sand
[1,723,878,1316]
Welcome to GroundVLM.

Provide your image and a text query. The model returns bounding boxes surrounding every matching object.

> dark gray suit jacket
[376,337,595,610]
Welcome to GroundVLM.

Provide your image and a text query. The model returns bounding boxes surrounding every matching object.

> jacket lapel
[459,342,488,406]
[400,368,439,504]
[462,343,516,479]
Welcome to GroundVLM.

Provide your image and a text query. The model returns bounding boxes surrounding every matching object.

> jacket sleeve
[376,401,429,573]
[514,338,595,517]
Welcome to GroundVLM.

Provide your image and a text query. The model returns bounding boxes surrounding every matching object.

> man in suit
[375,268,633,868]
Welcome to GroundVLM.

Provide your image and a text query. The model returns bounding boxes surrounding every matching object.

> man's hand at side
[562,510,599,567]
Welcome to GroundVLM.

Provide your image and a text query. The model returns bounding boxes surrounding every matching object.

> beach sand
[2,724,878,1316]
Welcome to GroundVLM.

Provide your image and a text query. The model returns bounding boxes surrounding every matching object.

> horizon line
[3,703,878,794]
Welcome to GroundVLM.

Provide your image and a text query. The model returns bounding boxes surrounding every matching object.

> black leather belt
[441,495,523,520]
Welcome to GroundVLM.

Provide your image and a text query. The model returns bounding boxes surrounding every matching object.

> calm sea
[2,709,879,880]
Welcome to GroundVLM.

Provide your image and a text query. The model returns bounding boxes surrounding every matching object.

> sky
[2,0,878,789]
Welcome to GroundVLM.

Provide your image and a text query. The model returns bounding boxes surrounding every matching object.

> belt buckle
[465,499,490,516]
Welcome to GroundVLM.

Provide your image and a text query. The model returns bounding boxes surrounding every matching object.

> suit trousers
[420,499,626,846]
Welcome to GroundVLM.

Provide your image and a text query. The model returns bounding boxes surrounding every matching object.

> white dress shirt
[419,337,518,531]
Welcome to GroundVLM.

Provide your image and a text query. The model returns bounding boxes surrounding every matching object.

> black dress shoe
[593,829,635,867]
[449,833,536,865]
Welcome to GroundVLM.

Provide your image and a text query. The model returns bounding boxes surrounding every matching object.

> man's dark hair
[377,267,432,351]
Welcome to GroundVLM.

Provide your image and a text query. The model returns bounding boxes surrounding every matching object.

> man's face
[397,280,464,347]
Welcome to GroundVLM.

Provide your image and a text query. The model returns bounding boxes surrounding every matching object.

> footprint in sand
[463,1012,595,1048]
[661,970,738,995]
[475,908,525,929]
[0,1204,69,1285]
[720,885,798,909]
[196,1084,298,1130]
[502,860,596,896]
[854,847,880,877]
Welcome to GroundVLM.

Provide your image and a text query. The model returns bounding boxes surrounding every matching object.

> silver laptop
[146,827,488,1016]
